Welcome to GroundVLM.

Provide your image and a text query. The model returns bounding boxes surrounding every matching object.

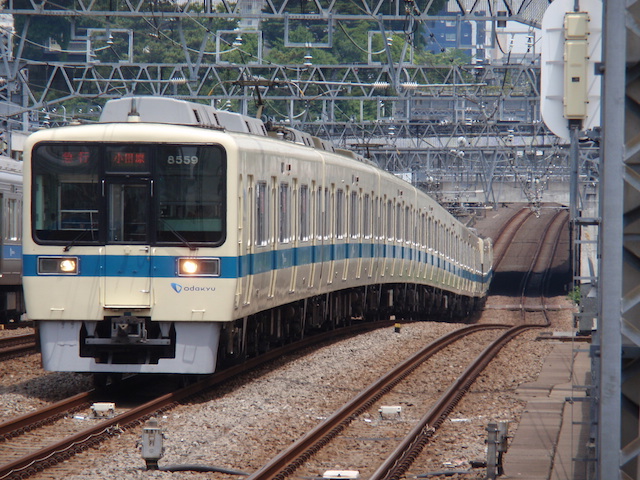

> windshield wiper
[63,228,95,252]
[159,218,197,251]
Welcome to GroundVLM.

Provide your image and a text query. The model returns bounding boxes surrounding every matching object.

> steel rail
[491,207,534,271]
[0,391,94,442]
[245,323,508,480]
[518,210,566,320]
[369,324,532,480]
[369,209,571,480]
[0,334,36,349]
[0,334,37,360]
[0,319,395,480]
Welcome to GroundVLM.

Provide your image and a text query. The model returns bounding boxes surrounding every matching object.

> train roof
[0,155,22,176]
[100,96,268,136]
[99,96,373,165]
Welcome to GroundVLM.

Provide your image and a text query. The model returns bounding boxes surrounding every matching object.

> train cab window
[156,145,226,245]
[32,143,101,243]
[32,142,226,247]
[108,183,149,243]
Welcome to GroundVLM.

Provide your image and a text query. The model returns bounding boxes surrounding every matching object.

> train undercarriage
[78,283,481,387]
[218,283,483,367]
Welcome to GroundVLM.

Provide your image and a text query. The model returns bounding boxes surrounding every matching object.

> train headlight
[60,259,77,272]
[181,260,199,274]
[177,258,220,276]
[38,256,79,275]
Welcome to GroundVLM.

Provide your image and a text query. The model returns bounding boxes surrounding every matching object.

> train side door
[103,180,152,308]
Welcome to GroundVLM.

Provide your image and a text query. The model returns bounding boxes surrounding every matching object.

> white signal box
[541,0,602,141]
[564,13,590,120]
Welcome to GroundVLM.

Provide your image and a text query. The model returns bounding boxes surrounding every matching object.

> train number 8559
[166,155,199,165]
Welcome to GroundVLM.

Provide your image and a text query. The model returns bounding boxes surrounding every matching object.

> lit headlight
[177,258,220,276]
[181,260,199,274]
[60,259,77,272]
[38,256,79,275]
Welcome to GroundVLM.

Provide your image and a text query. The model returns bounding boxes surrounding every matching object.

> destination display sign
[107,150,149,173]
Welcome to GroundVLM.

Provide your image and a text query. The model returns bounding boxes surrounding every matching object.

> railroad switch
[141,417,164,470]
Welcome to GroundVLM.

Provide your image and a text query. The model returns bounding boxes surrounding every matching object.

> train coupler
[111,315,147,342]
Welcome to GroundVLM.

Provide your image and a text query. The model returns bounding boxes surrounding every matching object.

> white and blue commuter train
[0,155,23,324]
[23,96,492,376]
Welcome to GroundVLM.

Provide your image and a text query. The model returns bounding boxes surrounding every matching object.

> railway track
[245,207,571,480]
[491,206,534,270]
[0,322,35,331]
[245,324,509,480]
[0,334,37,361]
[0,207,571,480]
[0,320,394,480]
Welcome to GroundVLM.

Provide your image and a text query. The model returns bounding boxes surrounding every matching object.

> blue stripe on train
[23,243,491,284]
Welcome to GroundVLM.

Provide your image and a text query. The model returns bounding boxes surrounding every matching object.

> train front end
[23,123,236,374]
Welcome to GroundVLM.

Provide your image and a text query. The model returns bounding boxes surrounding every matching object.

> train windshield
[31,143,226,247]
[155,145,225,244]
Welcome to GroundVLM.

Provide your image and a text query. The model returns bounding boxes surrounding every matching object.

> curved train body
[23,97,492,375]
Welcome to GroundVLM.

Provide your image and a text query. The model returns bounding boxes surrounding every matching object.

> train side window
[336,189,344,240]
[323,188,330,240]
[444,227,448,258]
[279,183,290,243]
[255,181,269,246]
[350,191,359,239]
[405,206,411,245]
[247,177,254,248]
[379,197,385,241]
[316,186,323,240]
[373,197,378,240]
[7,198,21,242]
[386,200,393,241]
[311,183,317,240]
[442,228,447,259]
[453,235,458,263]
[300,184,309,241]
[396,203,402,242]
[363,194,371,239]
